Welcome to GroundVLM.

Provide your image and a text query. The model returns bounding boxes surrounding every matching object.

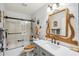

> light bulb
[53,4,58,10]
[47,7,51,13]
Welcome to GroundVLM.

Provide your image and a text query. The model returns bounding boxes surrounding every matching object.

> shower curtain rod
[4,16,35,22]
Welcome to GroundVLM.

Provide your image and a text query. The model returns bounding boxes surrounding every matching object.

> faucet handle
[54,40,56,44]
[51,39,54,43]
[57,42,59,45]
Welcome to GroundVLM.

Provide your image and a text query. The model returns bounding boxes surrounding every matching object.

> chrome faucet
[51,39,59,45]
[54,40,56,44]
[57,42,59,45]
[51,39,54,43]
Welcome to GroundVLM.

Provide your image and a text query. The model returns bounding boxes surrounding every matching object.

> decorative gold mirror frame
[45,8,78,46]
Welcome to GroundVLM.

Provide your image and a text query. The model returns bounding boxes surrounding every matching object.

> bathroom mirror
[46,8,78,46]
[49,9,68,36]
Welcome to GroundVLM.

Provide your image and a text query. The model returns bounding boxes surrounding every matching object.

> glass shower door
[5,19,31,50]
[21,21,31,46]
[5,19,22,49]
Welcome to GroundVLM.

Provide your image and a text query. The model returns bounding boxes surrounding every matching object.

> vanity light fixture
[47,6,52,13]
[47,3,58,13]
[53,3,58,10]
[47,3,53,13]
[47,3,67,13]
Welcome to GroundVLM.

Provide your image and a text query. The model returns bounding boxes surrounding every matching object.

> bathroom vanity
[33,8,79,56]
[33,40,79,56]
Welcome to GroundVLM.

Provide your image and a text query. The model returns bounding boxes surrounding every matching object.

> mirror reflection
[49,9,68,37]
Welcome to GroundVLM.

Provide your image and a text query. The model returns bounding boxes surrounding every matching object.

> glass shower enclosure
[4,19,32,50]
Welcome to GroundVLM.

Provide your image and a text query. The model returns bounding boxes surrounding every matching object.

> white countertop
[33,40,79,56]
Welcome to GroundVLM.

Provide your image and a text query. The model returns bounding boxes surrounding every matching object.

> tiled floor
[0,46,34,56]
[0,52,3,56]
[5,47,24,56]
[0,47,24,56]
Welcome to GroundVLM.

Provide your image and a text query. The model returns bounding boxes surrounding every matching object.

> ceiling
[4,3,46,15]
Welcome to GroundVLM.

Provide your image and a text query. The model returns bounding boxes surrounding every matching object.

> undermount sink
[48,43,60,50]
[50,44,60,50]
[44,40,60,50]
[35,40,61,51]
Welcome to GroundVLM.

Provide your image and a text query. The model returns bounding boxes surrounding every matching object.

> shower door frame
[3,16,35,50]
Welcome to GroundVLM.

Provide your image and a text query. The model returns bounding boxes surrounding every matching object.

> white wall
[0,4,4,10]
[32,3,79,45]
[32,4,48,39]
[78,4,79,45]
[0,4,5,28]
[64,4,78,43]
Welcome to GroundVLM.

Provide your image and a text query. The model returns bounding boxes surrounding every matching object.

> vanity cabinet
[33,43,40,56]
[33,40,79,56]
[39,47,53,56]
[33,43,53,56]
